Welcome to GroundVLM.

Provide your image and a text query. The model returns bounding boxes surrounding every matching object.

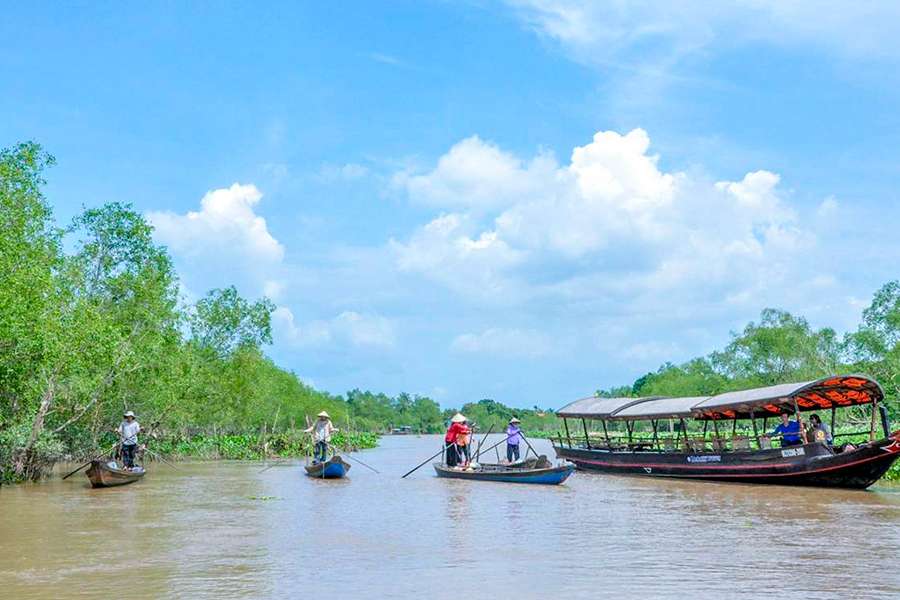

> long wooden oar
[475,434,515,461]
[475,424,494,458]
[61,440,121,480]
[401,444,447,478]
[327,442,379,473]
[517,430,540,460]
[143,447,181,470]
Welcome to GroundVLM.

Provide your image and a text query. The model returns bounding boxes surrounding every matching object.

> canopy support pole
[651,419,659,450]
[712,419,720,450]
[581,417,591,449]
[794,399,807,444]
[679,418,688,450]
[627,421,633,445]
[830,406,836,439]
[601,419,610,448]
[750,410,760,449]
[870,397,878,442]
[563,418,573,448]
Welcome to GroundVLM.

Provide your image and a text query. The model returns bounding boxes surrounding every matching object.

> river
[1,434,899,599]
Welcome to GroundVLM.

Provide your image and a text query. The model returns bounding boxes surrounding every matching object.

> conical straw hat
[451,413,466,423]
[317,411,330,418]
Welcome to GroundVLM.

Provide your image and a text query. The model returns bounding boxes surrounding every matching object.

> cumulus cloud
[273,306,396,349]
[391,128,818,319]
[149,183,286,298]
[451,328,552,359]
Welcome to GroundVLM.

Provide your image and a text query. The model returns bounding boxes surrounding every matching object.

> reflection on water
[1,435,898,599]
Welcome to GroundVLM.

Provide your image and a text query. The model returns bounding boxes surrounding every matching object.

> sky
[3,1,900,409]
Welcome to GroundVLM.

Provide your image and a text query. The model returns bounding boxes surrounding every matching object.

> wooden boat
[85,460,145,488]
[304,455,351,479]
[433,455,575,485]
[553,375,900,489]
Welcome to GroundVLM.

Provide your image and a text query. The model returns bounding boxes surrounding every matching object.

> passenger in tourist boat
[305,411,338,464]
[808,413,833,446]
[506,417,522,462]
[117,410,141,471]
[770,412,802,447]
[445,413,467,467]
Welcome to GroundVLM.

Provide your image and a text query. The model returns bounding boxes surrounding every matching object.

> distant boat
[433,455,574,485]
[85,460,145,488]
[304,455,351,479]
[390,426,413,435]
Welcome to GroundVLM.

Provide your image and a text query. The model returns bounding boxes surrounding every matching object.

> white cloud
[273,306,396,349]
[150,183,284,265]
[149,183,286,299]
[392,128,818,319]
[506,1,900,64]
[451,328,552,359]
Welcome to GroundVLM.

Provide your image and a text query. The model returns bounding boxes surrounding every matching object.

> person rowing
[506,417,522,463]
[117,411,141,471]
[444,413,468,468]
[305,411,338,464]
[769,411,802,447]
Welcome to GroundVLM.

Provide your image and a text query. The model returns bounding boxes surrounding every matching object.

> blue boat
[304,455,351,479]
[433,455,574,485]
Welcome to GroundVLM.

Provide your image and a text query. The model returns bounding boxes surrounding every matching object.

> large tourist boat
[552,375,900,489]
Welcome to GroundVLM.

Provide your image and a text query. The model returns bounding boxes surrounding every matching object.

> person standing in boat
[770,411,802,447]
[305,411,338,463]
[506,417,522,463]
[117,411,141,471]
[444,413,467,467]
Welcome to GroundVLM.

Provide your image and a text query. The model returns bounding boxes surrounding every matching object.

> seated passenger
[770,412,802,447]
[808,413,833,446]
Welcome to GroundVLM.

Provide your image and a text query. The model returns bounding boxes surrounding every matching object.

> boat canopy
[610,396,706,420]
[692,375,883,420]
[556,396,662,419]
[558,375,883,421]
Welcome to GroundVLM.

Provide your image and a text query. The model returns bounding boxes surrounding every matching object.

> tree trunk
[14,378,54,480]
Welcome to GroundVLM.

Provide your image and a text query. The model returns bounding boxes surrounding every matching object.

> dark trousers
[446,443,458,467]
[314,441,328,462]
[507,443,520,462]
[782,439,802,447]
[122,444,136,468]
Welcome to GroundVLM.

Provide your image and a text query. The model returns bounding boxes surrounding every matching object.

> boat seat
[732,437,750,450]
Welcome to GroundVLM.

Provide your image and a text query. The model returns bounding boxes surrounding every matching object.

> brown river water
[1,434,899,599]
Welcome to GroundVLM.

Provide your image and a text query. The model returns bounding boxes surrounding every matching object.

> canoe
[85,460,145,488]
[433,455,575,485]
[304,455,351,479]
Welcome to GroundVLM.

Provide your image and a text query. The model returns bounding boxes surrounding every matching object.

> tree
[190,286,275,357]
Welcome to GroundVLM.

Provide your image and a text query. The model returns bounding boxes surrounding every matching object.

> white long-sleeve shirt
[305,420,335,443]
[119,421,141,446]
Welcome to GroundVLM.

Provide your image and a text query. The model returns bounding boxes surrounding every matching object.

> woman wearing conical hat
[444,413,467,468]
[304,411,338,464]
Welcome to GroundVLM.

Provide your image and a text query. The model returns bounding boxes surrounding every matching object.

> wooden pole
[830,406,836,438]
[601,419,611,448]
[750,410,760,449]
[627,420,633,445]
[793,399,807,444]
[563,418,573,447]
[712,419,720,450]
[581,418,591,449]
[679,418,687,449]
[870,397,878,441]
[651,419,659,450]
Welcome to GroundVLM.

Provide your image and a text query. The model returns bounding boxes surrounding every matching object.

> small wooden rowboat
[85,460,145,488]
[433,455,574,485]
[304,455,351,479]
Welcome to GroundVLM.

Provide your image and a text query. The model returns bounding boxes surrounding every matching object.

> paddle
[475,424,494,458]
[61,440,121,480]
[401,444,448,479]
[326,442,379,473]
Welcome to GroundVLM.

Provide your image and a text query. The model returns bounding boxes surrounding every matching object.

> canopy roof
[556,396,661,419]
[610,396,706,420]
[558,375,882,421]
[692,375,883,420]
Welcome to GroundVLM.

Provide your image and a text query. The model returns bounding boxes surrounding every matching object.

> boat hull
[304,456,350,479]
[554,432,900,489]
[85,460,145,488]
[433,462,574,485]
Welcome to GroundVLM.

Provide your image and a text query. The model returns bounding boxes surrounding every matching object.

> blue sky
[4,1,900,408]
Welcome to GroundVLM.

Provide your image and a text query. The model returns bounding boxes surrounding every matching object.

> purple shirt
[507,425,521,445]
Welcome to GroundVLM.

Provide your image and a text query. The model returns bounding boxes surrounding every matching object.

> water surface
[1,434,898,599]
